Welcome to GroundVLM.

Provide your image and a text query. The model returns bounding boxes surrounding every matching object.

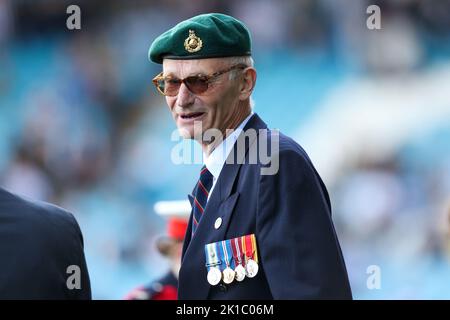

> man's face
[162,58,242,140]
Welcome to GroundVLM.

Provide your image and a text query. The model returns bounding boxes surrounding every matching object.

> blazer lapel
[181,195,195,261]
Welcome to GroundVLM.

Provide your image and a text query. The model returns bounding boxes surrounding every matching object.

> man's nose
[176,83,195,108]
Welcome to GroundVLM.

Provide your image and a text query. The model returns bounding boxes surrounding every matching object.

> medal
[231,237,246,282]
[234,264,246,281]
[207,267,222,286]
[222,267,235,284]
[243,234,259,278]
[220,240,235,284]
[245,259,259,278]
[205,234,260,285]
[205,242,222,286]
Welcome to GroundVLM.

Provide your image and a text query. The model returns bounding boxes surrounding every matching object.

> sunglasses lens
[153,75,210,96]
[185,76,209,94]
[161,79,181,96]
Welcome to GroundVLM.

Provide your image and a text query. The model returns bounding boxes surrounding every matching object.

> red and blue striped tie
[192,165,213,235]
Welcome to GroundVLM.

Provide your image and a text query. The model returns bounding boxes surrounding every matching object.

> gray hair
[226,56,254,68]
[225,56,255,109]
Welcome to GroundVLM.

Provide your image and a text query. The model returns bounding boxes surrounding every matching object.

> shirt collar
[204,112,254,179]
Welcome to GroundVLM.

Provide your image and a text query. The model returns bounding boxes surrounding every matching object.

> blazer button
[218,283,227,292]
[214,217,222,229]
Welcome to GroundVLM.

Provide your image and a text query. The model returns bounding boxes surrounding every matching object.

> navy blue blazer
[0,188,91,299]
[178,113,352,299]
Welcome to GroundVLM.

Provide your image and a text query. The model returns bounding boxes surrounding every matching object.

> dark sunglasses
[152,64,247,97]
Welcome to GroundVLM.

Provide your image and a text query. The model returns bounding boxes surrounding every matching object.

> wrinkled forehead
[162,58,229,77]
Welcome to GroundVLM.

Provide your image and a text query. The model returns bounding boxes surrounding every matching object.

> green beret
[148,13,252,64]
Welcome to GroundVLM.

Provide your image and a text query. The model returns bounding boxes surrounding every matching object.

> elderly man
[149,13,352,299]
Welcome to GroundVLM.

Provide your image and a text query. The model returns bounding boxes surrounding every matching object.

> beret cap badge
[184,30,203,53]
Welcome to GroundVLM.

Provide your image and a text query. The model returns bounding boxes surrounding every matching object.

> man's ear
[239,67,257,101]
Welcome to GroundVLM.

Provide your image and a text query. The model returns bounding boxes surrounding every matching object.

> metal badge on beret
[184,30,202,53]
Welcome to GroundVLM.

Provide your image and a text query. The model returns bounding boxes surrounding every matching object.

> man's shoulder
[253,128,314,169]
[0,187,79,235]
[244,113,311,160]
[278,131,309,156]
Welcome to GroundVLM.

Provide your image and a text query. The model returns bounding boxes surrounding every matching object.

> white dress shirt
[204,112,254,201]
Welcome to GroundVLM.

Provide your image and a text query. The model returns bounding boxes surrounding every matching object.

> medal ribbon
[237,236,246,266]
[225,239,236,269]
[244,234,258,262]
[251,234,258,263]
[205,242,220,271]
[216,240,226,272]
[241,235,248,265]
[231,237,243,267]
[220,240,231,269]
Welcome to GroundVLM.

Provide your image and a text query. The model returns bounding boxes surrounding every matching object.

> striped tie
[192,165,213,235]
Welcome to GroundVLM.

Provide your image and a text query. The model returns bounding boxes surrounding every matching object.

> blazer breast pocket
[212,192,240,238]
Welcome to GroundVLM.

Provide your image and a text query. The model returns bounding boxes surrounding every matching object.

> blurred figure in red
[124,200,190,300]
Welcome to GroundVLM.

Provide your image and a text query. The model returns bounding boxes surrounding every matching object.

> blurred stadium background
[1,0,450,299]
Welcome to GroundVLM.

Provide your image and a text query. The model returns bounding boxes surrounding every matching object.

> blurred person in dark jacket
[0,187,91,299]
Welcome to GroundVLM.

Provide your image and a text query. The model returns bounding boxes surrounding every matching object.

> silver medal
[222,267,235,284]
[234,264,246,282]
[207,267,222,286]
[245,259,259,278]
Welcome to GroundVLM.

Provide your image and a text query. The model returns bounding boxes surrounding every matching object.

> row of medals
[207,258,259,286]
